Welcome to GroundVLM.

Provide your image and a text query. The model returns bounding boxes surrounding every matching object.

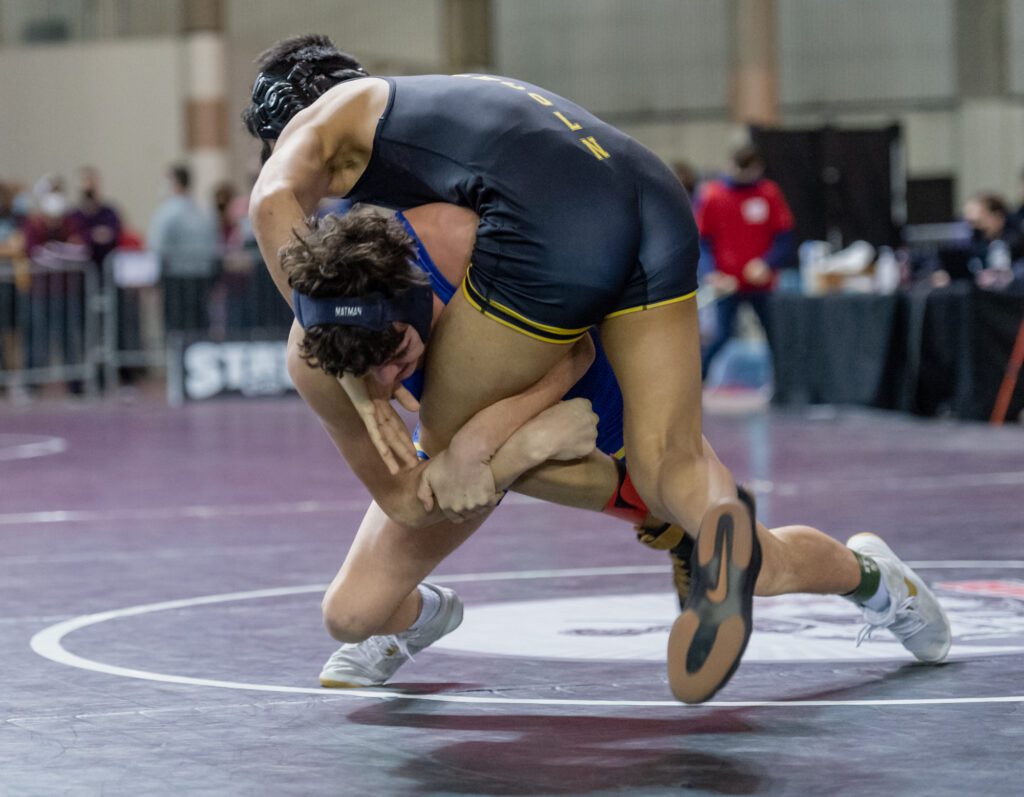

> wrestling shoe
[319,584,464,688]
[636,522,694,610]
[667,487,761,704]
[847,533,951,663]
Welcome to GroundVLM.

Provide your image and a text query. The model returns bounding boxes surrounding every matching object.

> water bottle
[874,246,900,294]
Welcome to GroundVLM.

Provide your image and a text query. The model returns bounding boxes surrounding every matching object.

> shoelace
[856,595,928,647]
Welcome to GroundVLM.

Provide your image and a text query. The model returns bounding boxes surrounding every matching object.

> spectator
[672,161,700,199]
[0,181,28,398]
[934,192,1023,290]
[695,145,795,379]
[21,185,91,390]
[212,181,237,244]
[22,190,82,254]
[965,193,1023,290]
[148,164,218,334]
[68,166,122,276]
[209,180,247,340]
[1011,167,1024,230]
[0,181,26,258]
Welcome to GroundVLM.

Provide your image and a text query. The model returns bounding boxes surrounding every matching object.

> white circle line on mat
[29,562,1024,709]
[0,435,66,462]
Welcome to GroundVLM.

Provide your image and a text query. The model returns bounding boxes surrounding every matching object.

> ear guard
[249,61,368,140]
[292,283,434,345]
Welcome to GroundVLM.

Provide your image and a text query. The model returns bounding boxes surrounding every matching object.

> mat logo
[936,580,1024,600]
[435,584,1024,663]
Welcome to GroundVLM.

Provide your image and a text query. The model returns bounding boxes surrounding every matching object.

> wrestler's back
[348,73,697,332]
[348,73,642,265]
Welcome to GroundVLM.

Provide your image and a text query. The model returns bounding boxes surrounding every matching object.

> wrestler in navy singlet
[395,211,624,458]
[347,75,699,344]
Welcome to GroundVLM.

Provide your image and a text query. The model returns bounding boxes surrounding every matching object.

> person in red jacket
[696,145,794,379]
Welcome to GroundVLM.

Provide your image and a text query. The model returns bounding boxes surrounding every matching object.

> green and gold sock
[844,551,882,604]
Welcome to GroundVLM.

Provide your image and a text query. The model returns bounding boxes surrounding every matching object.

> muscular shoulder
[276,78,384,148]
[300,77,390,132]
[269,78,391,198]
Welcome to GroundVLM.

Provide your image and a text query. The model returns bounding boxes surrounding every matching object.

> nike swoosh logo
[705,528,730,604]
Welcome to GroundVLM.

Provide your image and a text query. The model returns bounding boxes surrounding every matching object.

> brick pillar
[729,0,779,126]
[445,0,492,73]
[181,0,228,207]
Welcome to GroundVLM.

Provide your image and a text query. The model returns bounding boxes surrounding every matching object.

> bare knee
[321,589,381,644]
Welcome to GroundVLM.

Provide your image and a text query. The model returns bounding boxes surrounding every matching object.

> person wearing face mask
[931,192,1024,291]
[68,167,122,277]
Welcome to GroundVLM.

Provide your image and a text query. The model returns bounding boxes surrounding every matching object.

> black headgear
[249,61,368,140]
[292,283,434,346]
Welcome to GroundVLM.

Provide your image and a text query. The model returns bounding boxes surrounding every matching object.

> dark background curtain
[752,125,903,248]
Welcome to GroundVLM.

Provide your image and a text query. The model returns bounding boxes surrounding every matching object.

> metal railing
[1,244,292,401]
[100,249,165,391]
[0,250,100,395]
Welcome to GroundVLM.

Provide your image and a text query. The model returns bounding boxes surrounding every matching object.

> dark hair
[282,210,425,377]
[169,164,191,191]
[242,35,366,142]
[672,161,699,195]
[731,145,764,173]
[970,191,1008,218]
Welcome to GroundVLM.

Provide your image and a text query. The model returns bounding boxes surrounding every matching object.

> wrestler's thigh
[417,289,572,453]
[598,298,704,500]
[323,500,488,634]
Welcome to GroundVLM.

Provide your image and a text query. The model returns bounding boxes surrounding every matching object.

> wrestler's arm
[289,322,596,528]
[288,325,432,526]
[250,79,388,305]
[414,335,596,518]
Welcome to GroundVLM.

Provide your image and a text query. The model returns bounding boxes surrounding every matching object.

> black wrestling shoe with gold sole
[636,522,694,610]
[667,487,761,704]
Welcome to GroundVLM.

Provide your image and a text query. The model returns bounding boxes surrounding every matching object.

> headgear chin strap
[249,61,369,140]
[292,283,434,345]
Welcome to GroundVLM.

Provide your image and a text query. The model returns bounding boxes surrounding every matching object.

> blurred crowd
[0,164,267,400]
[3,147,1024,398]
[0,164,260,340]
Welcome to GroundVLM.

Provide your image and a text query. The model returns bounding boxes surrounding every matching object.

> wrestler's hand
[520,398,599,461]
[338,373,420,476]
[417,447,502,523]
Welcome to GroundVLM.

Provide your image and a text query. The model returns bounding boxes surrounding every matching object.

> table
[769,284,1024,421]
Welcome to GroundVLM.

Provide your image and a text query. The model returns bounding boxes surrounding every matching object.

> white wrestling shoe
[847,533,951,663]
[319,584,463,688]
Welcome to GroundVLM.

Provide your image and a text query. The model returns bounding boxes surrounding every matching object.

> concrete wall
[777,0,956,105]
[493,0,729,116]
[1,0,1022,226]
[0,37,183,230]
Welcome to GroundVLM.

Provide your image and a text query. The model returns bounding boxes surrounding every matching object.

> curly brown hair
[282,209,426,377]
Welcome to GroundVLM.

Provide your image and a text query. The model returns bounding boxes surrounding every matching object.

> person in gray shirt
[148,164,218,333]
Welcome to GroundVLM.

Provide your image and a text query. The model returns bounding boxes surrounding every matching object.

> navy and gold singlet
[347,75,699,344]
